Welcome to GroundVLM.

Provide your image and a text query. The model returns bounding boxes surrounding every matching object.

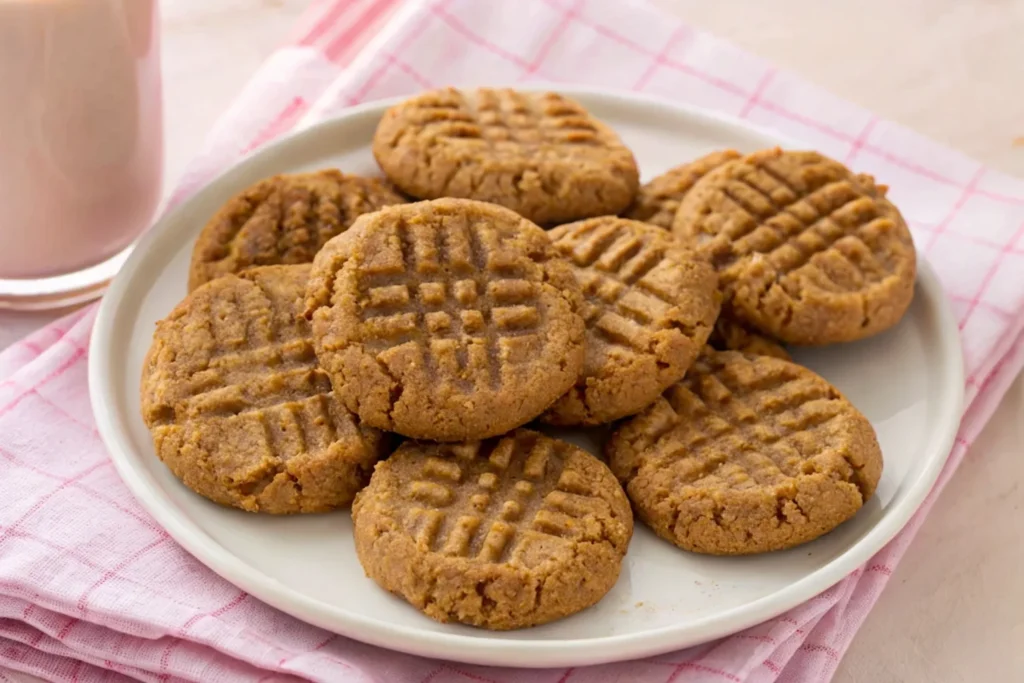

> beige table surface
[2,1,1022,681]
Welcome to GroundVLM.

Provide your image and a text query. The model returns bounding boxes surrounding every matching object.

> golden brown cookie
[541,217,720,426]
[304,198,586,442]
[352,429,633,629]
[140,265,389,514]
[607,350,882,555]
[187,170,405,291]
[623,149,741,229]
[372,87,639,225]
[673,148,916,345]
[708,313,790,360]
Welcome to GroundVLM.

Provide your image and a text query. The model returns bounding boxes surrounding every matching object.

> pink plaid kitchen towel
[3,0,1024,681]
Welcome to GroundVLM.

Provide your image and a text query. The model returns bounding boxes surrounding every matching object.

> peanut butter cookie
[140,265,389,514]
[188,170,405,291]
[372,87,639,225]
[304,198,585,441]
[607,350,882,555]
[541,217,720,426]
[352,429,633,629]
[708,313,790,360]
[623,149,741,229]
[674,149,916,345]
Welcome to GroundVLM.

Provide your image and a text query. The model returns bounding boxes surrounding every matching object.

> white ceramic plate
[89,89,964,668]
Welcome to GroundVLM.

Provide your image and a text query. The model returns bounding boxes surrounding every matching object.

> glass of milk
[0,0,163,309]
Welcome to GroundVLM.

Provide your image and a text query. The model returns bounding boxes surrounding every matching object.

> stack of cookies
[140,87,917,630]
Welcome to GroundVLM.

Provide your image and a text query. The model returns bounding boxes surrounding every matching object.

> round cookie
[607,350,882,555]
[541,217,720,426]
[188,170,405,291]
[673,148,916,345]
[372,87,640,225]
[304,198,586,441]
[708,313,790,360]
[140,264,389,514]
[352,429,633,629]
[623,149,741,229]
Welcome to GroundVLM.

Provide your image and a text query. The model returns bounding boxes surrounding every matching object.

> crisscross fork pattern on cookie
[177,283,325,417]
[645,360,845,489]
[152,277,354,466]
[215,182,337,264]
[402,436,607,563]
[357,218,544,390]
[411,88,603,147]
[554,221,677,356]
[710,158,897,293]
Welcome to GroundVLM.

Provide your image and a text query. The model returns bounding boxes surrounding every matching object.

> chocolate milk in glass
[0,0,162,305]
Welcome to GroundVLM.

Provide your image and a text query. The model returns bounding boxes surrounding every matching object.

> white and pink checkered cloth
[2,1,1024,681]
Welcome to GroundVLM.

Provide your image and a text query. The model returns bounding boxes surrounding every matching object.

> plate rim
[89,87,965,668]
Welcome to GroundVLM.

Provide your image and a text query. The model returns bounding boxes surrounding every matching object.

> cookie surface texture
[707,313,790,360]
[607,350,882,555]
[305,198,585,441]
[673,149,916,345]
[623,149,741,229]
[188,170,405,291]
[541,217,720,426]
[372,87,640,225]
[140,265,388,513]
[352,429,633,629]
